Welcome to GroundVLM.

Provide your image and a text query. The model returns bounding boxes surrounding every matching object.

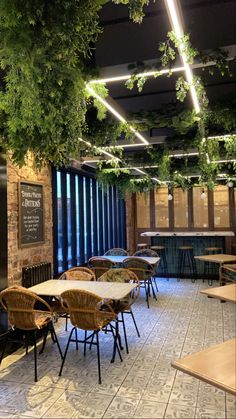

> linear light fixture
[88,66,185,84]
[78,138,121,162]
[213,159,236,163]
[86,85,149,145]
[207,134,236,140]
[169,152,199,157]
[101,165,159,171]
[165,0,200,114]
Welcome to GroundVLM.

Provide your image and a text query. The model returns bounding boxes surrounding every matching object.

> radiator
[22,262,52,288]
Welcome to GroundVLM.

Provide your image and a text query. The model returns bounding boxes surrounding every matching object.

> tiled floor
[0,279,235,418]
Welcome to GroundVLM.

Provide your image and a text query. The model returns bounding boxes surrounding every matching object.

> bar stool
[150,246,168,280]
[137,243,148,250]
[204,247,222,286]
[177,246,196,283]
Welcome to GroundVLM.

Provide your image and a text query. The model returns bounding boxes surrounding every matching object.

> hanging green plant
[0,0,106,167]
[86,83,109,121]
[112,0,156,24]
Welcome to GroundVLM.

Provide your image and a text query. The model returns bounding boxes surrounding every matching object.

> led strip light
[164,0,200,113]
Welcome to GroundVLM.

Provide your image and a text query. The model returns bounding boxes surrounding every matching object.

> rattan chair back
[133,249,158,257]
[123,257,154,281]
[104,248,128,256]
[98,268,140,309]
[0,286,52,330]
[59,267,95,281]
[60,289,116,331]
[88,257,115,280]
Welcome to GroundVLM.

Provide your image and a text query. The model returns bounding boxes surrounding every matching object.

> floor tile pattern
[0,279,235,418]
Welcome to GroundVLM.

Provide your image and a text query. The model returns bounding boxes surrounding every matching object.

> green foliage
[111,0,155,24]
[158,153,171,182]
[175,76,190,102]
[0,0,106,167]
[86,83,109,121]
[224,135,236,159]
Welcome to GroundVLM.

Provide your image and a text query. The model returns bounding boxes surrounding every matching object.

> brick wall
[7,156,53,286]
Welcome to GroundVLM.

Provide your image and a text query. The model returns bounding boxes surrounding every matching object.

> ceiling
[81,0,236,174]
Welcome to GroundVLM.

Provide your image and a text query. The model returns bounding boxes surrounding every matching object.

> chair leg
[84,330,87,356]
[150,279,157,300]
[129,308,140,338]
[89,333,94,350]
[33,331,38,382]
[65,315,68,332]
[121,312,129,354]
[59,327,75,377]
[153,277,159,292]
[0,334,8,365]
[110,324,123,362]
[75,328,79,351]
[111,319,119,363]
[144,281,150,308]
[50,323,63,359]
[95,332,101,384]
[39,326,49,355]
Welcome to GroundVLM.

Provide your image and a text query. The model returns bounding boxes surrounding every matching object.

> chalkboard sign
[19,181,44,247]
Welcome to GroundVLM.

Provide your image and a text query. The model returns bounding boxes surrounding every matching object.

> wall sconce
[200,188,207,200]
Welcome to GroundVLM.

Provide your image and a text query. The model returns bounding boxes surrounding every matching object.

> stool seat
[205,247,222,252]
[178,246,193,250]
[151,246,165,250]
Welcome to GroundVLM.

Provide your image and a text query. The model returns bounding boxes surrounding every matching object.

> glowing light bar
[88,66,185,84]
[213,159,236,163]
[78,138,121,162]
[169,152,199,157]
[86,85,149,145]
[207,134,236,140]
[102,165,159,171]
[165,0,200,113]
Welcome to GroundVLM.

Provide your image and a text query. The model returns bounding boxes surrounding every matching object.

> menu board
[19,181,44,247]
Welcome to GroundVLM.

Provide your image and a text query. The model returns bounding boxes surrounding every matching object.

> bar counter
[140,231,235,278]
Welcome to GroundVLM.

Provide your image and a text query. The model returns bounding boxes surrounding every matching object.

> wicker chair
[88,257,115,280]
[104,248,128,256]
[133,249,159,293]
[99,269,140,353]
[53,267,95,331]
[58,289,122,384]
[0,285,62,382]
[123,257,156,308]
[59,266,95,281]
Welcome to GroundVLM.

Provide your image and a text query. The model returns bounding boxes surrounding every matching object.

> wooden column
[125,193,136,254]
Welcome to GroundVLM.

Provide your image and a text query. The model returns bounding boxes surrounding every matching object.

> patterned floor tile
[1,279,235,418]
[103,396,139,418]
[195,407,226,418]
[164,403,196,418]
[134,399,167,418]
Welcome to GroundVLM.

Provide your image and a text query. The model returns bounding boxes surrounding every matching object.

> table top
[200,284,236,303]
[171,338,236,396]
[194,254,236,264]
[141,231,235,237]
[29,279,137,300]
[102,255,160,265]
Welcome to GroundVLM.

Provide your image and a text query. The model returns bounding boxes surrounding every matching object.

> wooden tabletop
[194,254,236,264]
[102,255,160,265]
[171,339,236,396]
[28,279,137,300]
[200,284,236,303]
